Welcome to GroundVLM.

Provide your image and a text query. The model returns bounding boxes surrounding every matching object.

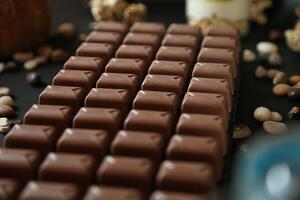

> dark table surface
[0,0,299,162]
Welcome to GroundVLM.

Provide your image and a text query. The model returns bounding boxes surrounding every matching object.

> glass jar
[186,0,251,35]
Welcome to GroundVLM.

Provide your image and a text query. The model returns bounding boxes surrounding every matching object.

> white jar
[186,0,251,35]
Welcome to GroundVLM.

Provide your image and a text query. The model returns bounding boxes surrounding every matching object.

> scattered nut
[243,49,256,63]
[270,112,283,122]
[51,49,69,62]
[0,87,10,97]
[273,72,287,85]
[263,121,288,135]
[287,106,300,119]
[123,3,147,24]
[37,46,53,58]
[57,22,75,39]
[13,52,34,63]
[273,84,290,96]
[287,88,300,100]
[268,52,282,66]
[78,33,87,42]
[0,117,10,133]
[257,41,278,56]
[0,96,14,107]
[0,105,14,117]
[233,124,252,139]
[254,106,271,122]
[289,75,300,85]
[5,61,18,71]
[26,72,43,87]
[269,29,282,41]
[0,63,5,74]
[255,66,267,78]
[292,82,300,88]
[267,69,282,79]
[24,56,47,71]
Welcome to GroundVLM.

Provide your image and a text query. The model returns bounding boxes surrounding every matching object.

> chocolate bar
[1,21,240,199]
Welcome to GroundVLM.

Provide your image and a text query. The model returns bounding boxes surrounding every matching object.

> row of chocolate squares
[84,21,240,66]
[1,166,215,200]
[0,146,219,199]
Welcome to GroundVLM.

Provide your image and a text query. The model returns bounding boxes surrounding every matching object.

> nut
[5,61,18,71]
[273,84,290,96]
[78,33,87,42]
[233,124,252,139]
[24,56,47,71]
[268,52,282,66]
[292,82,300,88]
[0,105,14,117]
[13,52,34,63]
[263,121,288,135]
[267,69,282,79]
[255,66,267,78]
[51,49,69,62]
[26,72,43,87]
[0,87,10,97]
[287,106,300,119]
[57,23,75,39]
[0,117,10,133]
[0,63,5,74]
[243,49,256,63]
[289,75,300,85]
[270,111,283,122]
[0,96,14,107]
[254,106,271,122]
[257,41,278,56]
[273,72,287,85]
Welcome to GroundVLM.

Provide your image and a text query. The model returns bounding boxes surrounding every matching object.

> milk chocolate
[162,34,199,49]
[76,43,114,61]
[38,153,97,186]
[85,31,122,48]
[123,33,161,49]
[115,45,154,65]
[93,21,129,35]
[130,22,165,36]
[150,191,210,200]
[0,179,21,200]
[156,46,195,66]
[156,160,215,193]
[167,23,201,37]
[57,128,110,159]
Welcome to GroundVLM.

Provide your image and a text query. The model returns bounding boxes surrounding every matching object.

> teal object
[233,134,300,200]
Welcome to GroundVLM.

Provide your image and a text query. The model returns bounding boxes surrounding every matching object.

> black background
[0,0,300,149]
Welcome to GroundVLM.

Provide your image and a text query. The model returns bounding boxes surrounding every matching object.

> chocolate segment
[148,60,189,81]
[73,107,122,137]
[162,34,199,49]
[4,125,58,156]
[115,45,154,65]
[192,62,234,91]
[39,85,85,113]
[96,73,139,97]
[123,33,161,49]
[105,58,147,79]
[176,113,227,155]
[124,110,173,139]
[57,128,110,159]
[19,181,81,200]
[85,31,122,48]
[0,149,40,182]
[181,92,229,124]
[167,23,201,37]
[83,186,143,200]
[93,21,129,35]
[53,70,96,95]
[38,153,97,187]
[133,90,179,113]
[166,135,222,179]
[156,46,195,66]
[85,88,130,114]
[150,191,210,200]
[202,36,238,53]
[142,75,184,97]
[64,56,106,77]
[205,24,239,44]
[76,42,114,61]
[111,130,164,165]
[156,160,215,193]
[130,22,165,36]
[197,48,236,78]
[0,179,21,200]
[24,105,73,132]
[96,156,154,193]
[188,77,231,110]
